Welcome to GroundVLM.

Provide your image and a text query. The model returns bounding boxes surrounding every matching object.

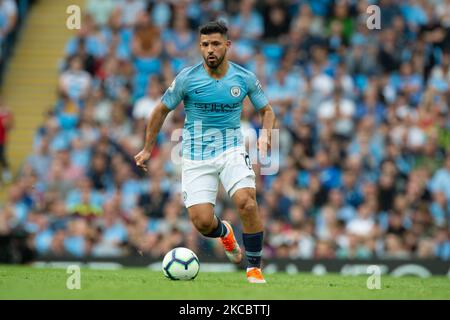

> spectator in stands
[262,1,290,40]
[59,55,92,104]
[164,14,196,73]
[229,0,264,42]
[317,87,356,140]
[0,0,18,42]
[116,0,147,28]
[65,16,107,60]
[429,153,450,201]
[132,77,163,121]
[0,98,13,183]
[383,233,411,259]
[86,0,116,27]
[91,199,128,257]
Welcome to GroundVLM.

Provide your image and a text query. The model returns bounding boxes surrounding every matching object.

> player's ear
[225,39,231,48]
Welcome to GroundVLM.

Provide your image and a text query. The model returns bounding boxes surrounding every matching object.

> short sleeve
[161,69,187,110]
[246,72,269,110]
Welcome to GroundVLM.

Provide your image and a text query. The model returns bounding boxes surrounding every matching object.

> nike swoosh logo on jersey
[195,89,204,94]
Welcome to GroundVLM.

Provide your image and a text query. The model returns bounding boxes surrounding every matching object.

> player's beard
[204,53,225,69]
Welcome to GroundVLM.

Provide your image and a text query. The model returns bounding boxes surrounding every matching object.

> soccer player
[134,21,276,283]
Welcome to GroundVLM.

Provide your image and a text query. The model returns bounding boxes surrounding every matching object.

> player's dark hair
[199,20,228,38]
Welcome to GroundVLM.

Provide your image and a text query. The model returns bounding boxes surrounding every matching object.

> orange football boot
[220,221,242,264]
[246,267,266,284]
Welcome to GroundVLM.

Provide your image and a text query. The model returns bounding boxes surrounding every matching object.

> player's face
[199,33,230,69]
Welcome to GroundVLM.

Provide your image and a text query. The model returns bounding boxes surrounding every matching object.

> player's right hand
[134,149,152,172]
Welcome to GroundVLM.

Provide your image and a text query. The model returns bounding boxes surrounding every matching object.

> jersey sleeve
[246,72,269,111]
[161,69,187,110]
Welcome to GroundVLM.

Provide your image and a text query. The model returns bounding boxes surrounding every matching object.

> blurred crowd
[0,0,450,261]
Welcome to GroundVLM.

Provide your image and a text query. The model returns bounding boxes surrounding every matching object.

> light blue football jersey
[161,61,269,160]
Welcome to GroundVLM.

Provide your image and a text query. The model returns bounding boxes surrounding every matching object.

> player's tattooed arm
[257,104,276,157]
[134,102,171,172]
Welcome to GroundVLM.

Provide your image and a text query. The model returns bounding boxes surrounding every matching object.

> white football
[162,247,200,280]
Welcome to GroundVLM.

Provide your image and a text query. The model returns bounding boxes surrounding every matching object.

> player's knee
[191,215,215,234]
[237,196,257,215]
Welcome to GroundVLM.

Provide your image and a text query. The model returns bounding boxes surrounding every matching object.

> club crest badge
[230,86,241,97]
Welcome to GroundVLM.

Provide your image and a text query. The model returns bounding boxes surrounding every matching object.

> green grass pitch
[0,265,449,299]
